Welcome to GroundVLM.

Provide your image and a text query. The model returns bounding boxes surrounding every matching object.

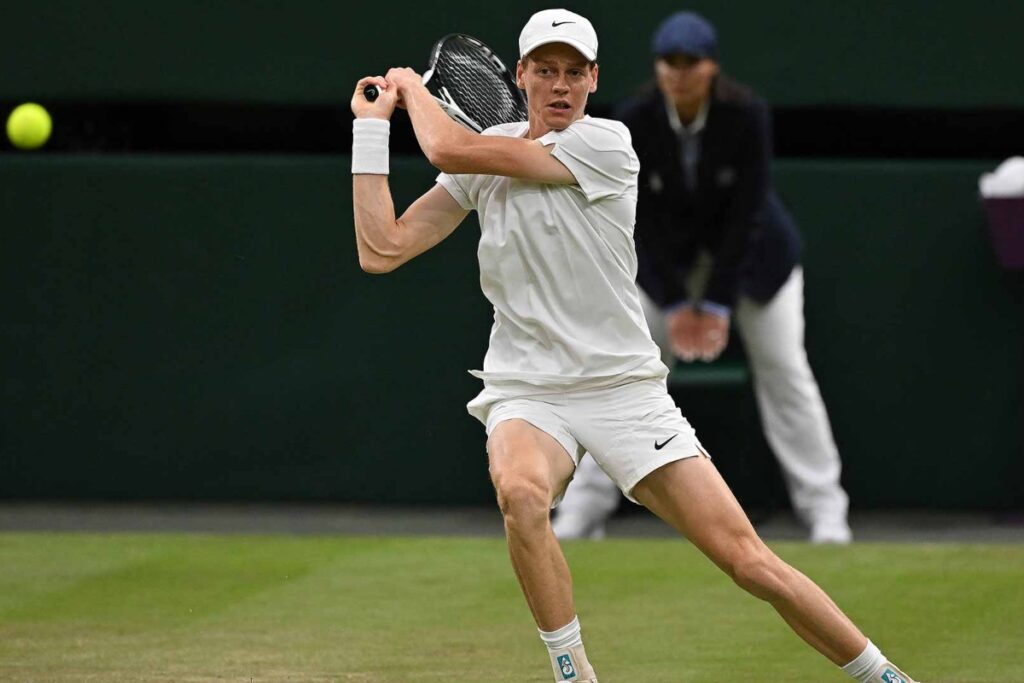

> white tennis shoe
[809,517,853,544]
[551,512,606,541]
[870,662,919,683]
[548,645,599,682]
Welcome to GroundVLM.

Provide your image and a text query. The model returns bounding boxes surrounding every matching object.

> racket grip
[363,85,379,102]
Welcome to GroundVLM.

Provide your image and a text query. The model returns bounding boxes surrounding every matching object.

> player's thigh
[576,378,704,503]
[632,456,763,570]
[488,418,578,506]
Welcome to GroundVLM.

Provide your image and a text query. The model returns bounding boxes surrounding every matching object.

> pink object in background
[983,197,1024,269]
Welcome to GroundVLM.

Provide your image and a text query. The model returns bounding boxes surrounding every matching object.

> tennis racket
[363,33,528,133]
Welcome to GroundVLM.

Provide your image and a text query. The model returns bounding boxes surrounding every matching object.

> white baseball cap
[519,9,598,62]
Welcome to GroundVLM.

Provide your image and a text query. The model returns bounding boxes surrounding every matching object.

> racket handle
[363,85,379,102]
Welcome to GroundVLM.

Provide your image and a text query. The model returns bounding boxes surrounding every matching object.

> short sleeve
[539,118,639,203]
[436,172,475,211]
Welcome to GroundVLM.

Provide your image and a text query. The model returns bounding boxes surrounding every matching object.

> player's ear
[516,59,526,89]
[589,62,599,94]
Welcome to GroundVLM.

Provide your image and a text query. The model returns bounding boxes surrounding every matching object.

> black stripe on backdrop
[2,101,1022,159]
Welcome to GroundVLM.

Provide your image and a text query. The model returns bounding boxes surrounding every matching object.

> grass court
[1,534,1022,682]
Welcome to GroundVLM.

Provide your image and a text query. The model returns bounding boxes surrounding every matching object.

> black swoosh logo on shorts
[654,434,678,450]
[552,20,576,26]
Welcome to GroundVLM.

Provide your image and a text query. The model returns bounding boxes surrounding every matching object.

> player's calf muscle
[729,548,794,602]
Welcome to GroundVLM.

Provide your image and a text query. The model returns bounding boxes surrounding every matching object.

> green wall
[3,0,1021,509]
[783,161,1024,507]
[2,1,1022,107]
[1,155,1020,507]
[1,157,490,503]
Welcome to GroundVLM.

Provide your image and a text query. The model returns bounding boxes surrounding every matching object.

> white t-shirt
[436,116,667,393]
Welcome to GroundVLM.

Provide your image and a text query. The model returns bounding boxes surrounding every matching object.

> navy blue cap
[652,11,719,60]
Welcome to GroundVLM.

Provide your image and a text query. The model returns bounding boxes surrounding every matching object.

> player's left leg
[631,456,920,682]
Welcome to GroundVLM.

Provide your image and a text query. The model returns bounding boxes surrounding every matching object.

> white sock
[539,616,595,681]
[842,641,915,683]
[538,616,583,651]
[842,641,884,680]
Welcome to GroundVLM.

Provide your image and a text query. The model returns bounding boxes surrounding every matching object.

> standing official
[554,11,852,545]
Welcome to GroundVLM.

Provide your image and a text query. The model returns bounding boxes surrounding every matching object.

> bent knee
[492,474,552,528]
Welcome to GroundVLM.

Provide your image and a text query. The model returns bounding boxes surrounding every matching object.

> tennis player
[350,9,921,683]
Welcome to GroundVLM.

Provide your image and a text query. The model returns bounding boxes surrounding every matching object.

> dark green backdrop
[2,157,1021,506]
[2,1,1022,507]
[2,1,1023,107]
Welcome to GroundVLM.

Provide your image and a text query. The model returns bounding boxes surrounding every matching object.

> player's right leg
[488,418,600,682]
[488,418,577,629]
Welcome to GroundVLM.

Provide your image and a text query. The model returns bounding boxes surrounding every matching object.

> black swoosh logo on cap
[552,20,576,26]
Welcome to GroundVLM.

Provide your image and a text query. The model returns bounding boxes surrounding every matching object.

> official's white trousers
[558,266,849,528]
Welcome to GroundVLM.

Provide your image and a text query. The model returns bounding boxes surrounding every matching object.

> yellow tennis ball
[6,103,53,150]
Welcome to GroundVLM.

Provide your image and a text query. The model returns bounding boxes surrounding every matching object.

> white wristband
[352,118,390,175]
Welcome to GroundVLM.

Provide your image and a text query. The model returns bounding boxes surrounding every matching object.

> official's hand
[695,312,730,362]
[384,67,426,110]
[666,307,702,362]
[351,76,398,120]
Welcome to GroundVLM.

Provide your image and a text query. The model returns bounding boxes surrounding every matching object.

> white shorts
[468,377,708,503]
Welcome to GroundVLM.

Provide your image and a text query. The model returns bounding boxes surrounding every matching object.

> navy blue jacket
[613,75,802,309]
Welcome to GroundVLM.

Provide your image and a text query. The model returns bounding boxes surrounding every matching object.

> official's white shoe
[548,645,598,682]
[551,512,606,541]
[809,517,853,544]
[869,662,919,683]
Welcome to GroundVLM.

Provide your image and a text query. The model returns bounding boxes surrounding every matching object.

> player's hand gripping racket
[363,34,528,133]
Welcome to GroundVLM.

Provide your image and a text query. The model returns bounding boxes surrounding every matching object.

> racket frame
[362,33,526,134]
[423,34,508,133]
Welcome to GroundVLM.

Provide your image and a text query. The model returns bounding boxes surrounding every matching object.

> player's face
[655,53,718,111]
[516,43,598,135]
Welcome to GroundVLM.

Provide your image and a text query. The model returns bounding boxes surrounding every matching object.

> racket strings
[433,38,528,131]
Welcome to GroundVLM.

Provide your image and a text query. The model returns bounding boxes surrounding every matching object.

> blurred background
[2,0,1022,518]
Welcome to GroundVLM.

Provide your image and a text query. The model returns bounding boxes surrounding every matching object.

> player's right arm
[384,68,577,185]
[351,77,470,274]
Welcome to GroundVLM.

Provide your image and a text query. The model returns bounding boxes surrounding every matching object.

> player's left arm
[385,68,576,184]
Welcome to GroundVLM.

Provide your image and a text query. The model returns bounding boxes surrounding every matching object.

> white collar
[664,96,709,136]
